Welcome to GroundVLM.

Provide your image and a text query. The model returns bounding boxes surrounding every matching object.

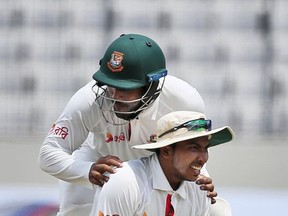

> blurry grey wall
[1,0,287,139]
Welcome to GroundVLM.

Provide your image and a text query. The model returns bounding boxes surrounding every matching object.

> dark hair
[155,142,177,155]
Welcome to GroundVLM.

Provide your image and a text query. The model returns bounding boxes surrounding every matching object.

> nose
[107,87,125,100]
[197,151,209,165]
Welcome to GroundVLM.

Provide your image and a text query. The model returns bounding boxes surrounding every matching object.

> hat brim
[93,69,144,90]
[132,126,234,150]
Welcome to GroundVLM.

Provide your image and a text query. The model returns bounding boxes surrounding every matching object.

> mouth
[114,102,126,111]
[190,165,202,176]
[190,165,202,171]
[114,101,139,113]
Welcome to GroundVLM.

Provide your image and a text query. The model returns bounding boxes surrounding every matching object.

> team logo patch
[107,51,124,72]
[149,134,157,143]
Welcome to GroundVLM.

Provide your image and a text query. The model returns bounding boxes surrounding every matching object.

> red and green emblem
[107,51,124,72]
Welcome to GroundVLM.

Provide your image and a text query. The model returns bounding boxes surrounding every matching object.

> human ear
[160,146,173,158]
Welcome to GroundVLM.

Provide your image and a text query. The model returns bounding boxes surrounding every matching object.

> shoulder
[159,75,205,113]
[103,161,143,192]
[163,75,199,93]
[107,159,151,190]
[93,162,143,215]
[97,161,143,203]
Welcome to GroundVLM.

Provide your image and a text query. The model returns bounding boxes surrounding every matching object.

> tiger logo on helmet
[107,51,124,72]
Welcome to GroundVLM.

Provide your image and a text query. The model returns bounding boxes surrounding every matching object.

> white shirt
[90,154,211,216]
[38,75,205,213]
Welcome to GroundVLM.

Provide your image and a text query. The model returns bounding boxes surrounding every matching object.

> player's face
[166,136,209,188]
[106,87,144,113]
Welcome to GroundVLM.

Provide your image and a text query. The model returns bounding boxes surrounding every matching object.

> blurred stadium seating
[0,1,287,215]
[0,0,287,138]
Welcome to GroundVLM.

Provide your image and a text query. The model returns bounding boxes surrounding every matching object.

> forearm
[38,81,98,187]
[39,142,94,188]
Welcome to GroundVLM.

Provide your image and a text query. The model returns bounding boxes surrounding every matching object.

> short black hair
[155,142,177,155]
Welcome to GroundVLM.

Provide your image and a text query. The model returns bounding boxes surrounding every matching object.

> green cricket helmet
[92,34,168,123]
[93,33,167,89]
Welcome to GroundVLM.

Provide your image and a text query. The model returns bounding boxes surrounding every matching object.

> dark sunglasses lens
[206,120,212,131]
[186,119,211,131]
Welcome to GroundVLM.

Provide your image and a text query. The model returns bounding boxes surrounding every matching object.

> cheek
[205,153,209,161]
[126,93,142,101]
[106,88,115,97]
[173,153,194,171]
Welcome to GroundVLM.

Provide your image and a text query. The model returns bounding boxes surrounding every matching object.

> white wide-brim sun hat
[133,111,234,150]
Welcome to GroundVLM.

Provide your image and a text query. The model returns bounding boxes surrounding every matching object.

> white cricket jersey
[90,153,211,216]
[39,75,206,213]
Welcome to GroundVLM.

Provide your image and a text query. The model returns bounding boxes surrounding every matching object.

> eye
[189,144,199,151]
[107,87,115,95]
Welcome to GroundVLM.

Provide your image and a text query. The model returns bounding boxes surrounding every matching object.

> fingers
[197,181,214,193]
[89,164,110,185]
[97,155,123,168]
[207,192,217,204]
[196,174,212,185]
[89,175,106,187]
[196,176,214,193]
[89,155,123,186]
[209,197,216,205]
[196,174,217,204]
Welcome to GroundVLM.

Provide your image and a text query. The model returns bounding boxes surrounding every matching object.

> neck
[158,156,181,191]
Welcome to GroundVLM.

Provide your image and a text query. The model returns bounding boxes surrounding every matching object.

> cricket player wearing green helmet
[93,34,167,122]
[39,34,218,216]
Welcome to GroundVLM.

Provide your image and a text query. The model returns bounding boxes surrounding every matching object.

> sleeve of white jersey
[90,163,140,216]
[38,81,97,188]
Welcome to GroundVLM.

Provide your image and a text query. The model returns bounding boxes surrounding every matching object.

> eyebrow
[188,142,210,149]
